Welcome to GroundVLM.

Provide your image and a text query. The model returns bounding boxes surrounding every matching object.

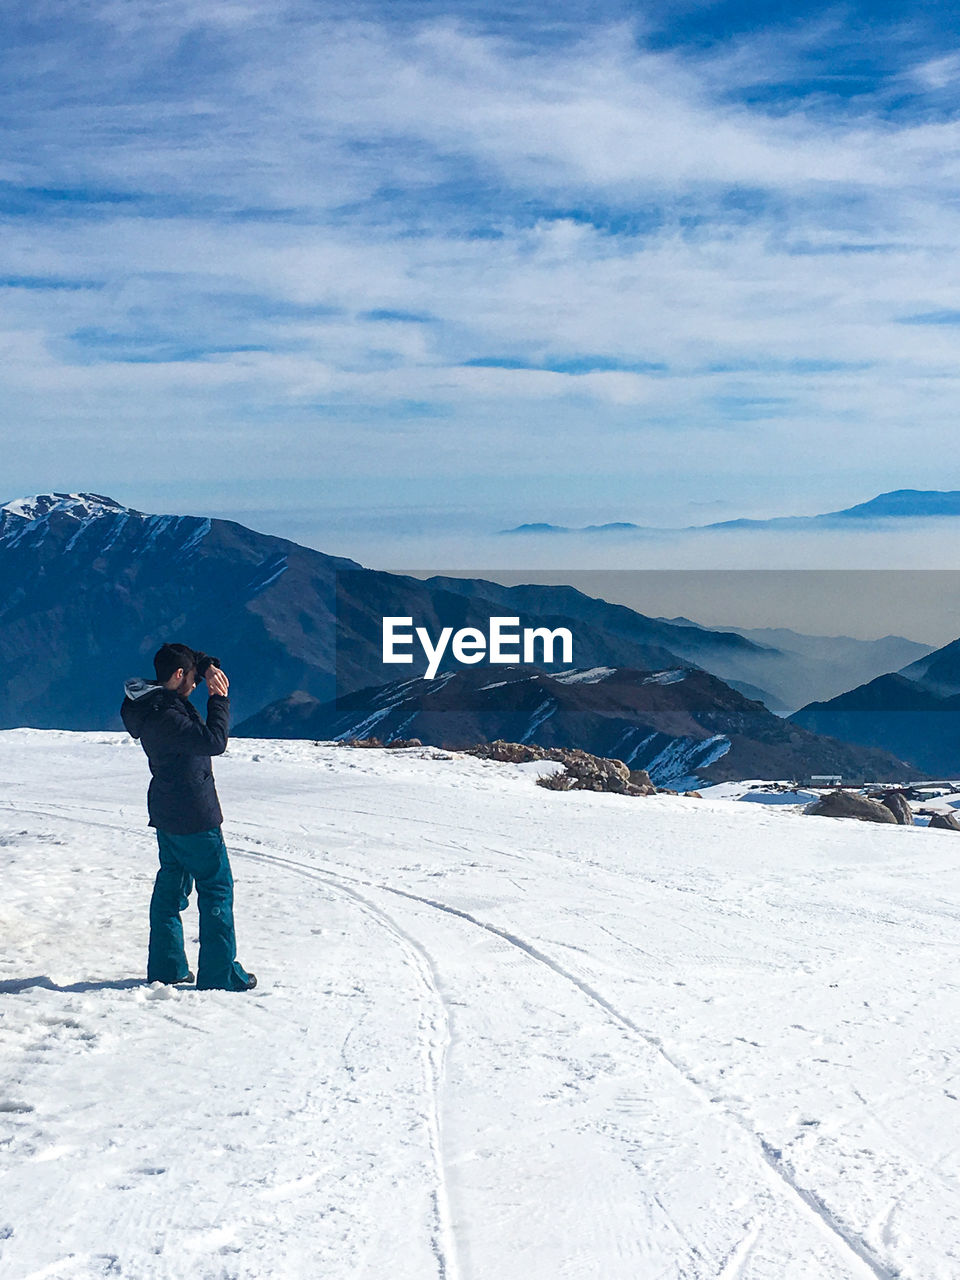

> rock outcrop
[804,790,898,824]
[467,741,656,795]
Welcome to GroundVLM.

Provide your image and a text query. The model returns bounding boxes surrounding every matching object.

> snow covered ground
[2,731,960,1280]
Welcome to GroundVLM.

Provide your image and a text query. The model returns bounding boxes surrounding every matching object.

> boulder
[881,792,914,825]
[551,749,631,793]
[928,811,960,831]
[628,768,657,796]
[804,790,898,824]
[386,738,422,749]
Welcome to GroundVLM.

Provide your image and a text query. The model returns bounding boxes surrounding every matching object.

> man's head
[154,642,198,698]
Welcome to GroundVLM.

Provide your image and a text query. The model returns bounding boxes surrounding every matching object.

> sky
[2,0,960,569]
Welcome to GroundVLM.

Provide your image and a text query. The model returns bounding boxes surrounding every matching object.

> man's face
[173,666,198,698]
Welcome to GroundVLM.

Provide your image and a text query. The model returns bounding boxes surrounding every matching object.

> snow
[643,732,732,791]
[738,789,818,806]
[0,496,210,561]
[425,672,457,694]
[704,782,821,806]
[519,698,556,742]
[0,493,127,523]
[2,730,960,1278]
[178,518,212,554]
[608,725,657,765]
[551,667,617,684]
[642,669,689,685]
[249,557,288,593]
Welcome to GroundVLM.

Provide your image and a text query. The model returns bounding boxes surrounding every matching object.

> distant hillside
[694,624,933,714]
[792,630,960,775]
[792,674,960,776]
[502,488,960,535]
[237,664,919,789]
[900,636,960,696]
[432,588,933,714]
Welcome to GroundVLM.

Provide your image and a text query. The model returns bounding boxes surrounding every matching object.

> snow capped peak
[0,492,210,558]
[1,492,135,522]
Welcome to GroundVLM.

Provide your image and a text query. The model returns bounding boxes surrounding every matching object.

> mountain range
[503,489,960,535]
[0,491,948,782]
[236,664,917,789]
[0,492,769,727]
[0,491,847,726]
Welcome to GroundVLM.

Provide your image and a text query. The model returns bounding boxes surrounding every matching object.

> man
[121,642,256,992]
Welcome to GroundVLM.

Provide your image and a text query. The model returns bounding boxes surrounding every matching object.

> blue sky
[2,0,960,566]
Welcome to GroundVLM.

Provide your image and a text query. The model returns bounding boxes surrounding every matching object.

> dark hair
[154,642,197,683]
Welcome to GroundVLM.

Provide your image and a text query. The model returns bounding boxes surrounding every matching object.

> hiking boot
[196,967,256,992]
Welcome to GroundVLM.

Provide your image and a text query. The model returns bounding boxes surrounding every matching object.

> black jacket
[121,679,230,834]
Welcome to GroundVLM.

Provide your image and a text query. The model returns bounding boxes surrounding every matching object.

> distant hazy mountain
[236,664,919,788]
[792,674,960,777]
[423,575,792,702]
[791,627,960,775]
[659,620,933,715]
[503,489,960,535]
[900,636,960,696]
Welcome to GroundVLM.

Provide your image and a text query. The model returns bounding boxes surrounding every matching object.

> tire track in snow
[0,802,459,1280]
[377,885,904,1280]
[717,1218,764,1278]
[236,841,904,1280]
[229,848,460,1280]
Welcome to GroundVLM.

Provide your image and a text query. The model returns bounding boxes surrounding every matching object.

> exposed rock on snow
[467,740,656,795]
[803,790,898,823]
[928,811,960,831]
[880,791,914,825]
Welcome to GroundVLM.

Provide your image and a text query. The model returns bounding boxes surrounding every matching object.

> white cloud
[3,3,960,546]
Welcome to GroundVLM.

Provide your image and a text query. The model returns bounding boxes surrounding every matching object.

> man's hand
[206,667,230,697]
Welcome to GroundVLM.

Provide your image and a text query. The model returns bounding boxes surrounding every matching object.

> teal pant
[148,828,252,991]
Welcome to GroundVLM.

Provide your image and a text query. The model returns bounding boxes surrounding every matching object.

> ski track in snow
[229,842,899,1280]
[229,849,460,1280]
[3,735,960,1278]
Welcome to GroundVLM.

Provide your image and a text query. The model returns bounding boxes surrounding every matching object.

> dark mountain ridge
[793,634,960,775]
[237,664,919,789]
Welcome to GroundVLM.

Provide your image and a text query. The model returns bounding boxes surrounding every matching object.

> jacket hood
[121,678,167,739]
[124,677,163,700]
